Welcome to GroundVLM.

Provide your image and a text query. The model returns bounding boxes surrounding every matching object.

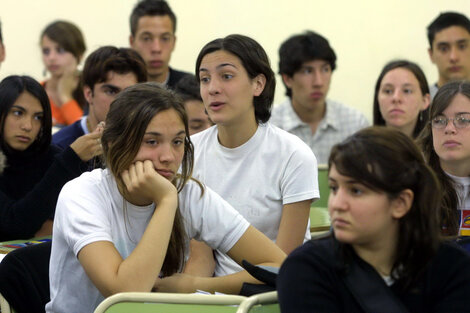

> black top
[167,67,191,90]
[277,236,470,313]
[0,145,86,241]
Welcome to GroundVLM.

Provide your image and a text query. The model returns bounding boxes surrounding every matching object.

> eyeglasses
[431,113,470,129]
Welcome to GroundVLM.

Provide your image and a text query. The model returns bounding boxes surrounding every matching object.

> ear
[428,47,435,64]
[129,35,135,48]
[391,189,413,219]
[252,74,266,97]
[421,93,431,110]
[83,85,93,106]
[281,73,293,89]
[0,43,5,63]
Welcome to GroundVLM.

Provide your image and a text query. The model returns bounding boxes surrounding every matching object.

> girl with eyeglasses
[418,80,470,239]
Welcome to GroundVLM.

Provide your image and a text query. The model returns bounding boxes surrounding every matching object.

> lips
[48,65,60,72]
[310,92,323,99]
[449,66,462,73]
[209,101,225,111]
[16,135,31,143]
[388,109,405,115]
[332,217,350,228]
[443,140,461,148]
[156,169,174,179]
[149,60,163,68]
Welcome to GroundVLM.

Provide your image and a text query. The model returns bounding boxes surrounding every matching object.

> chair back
[94,292,247,313]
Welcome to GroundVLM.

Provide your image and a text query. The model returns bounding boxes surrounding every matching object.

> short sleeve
[179,181,250,253]
[280,141,319,205]
[54,175,112,256]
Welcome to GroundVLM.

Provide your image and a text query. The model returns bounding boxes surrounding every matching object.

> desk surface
[0,237,51,262]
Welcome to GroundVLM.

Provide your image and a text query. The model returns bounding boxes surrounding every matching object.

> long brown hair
[416,81,470,236]
[101,82,194,275]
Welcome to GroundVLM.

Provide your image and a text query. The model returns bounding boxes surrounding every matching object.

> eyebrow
[11,105,43,115]
[199,63,238,73]
[145,130,186,137]
[101,84,121,92]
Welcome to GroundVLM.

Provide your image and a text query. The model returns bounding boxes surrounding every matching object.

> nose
[207,77,220,95]
[392,89,402,103]
[444,118,457,134]
[151,38,162,53]
[158,143,176,164]
[312,71,324,87]
[449,46,459,62]
[21,117,33,132]
[328,188,348,212]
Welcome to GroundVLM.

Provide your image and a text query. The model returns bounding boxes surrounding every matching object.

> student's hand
[70,124,104,161]
[153,273,197,293]
[57,60,79,105]
[121,160,177,205]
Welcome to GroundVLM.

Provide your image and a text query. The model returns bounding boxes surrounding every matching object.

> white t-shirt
[191,123,319,276]
[46,169,249,313]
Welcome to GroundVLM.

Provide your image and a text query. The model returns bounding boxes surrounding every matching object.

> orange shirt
[41,81,83,126]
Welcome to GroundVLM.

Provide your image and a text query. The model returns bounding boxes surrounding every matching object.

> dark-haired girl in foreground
[46,83,285,313]
[277,127,470,313]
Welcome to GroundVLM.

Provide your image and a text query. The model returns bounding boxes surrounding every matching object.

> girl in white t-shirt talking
[186,34,319,277]
[46,83,286,313]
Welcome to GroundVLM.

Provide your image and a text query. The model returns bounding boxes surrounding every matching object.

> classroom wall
[1,0,469,121]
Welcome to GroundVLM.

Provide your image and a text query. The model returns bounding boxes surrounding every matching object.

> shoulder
[265,123,316,160]
[190,126,217,147]
[271,99,292,120]
[168,68,192,89]
[60,169,108,195]
[327,100,369,127]
[52,120,84,148]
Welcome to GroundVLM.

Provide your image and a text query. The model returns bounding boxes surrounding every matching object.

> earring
[43,68,47,77]
[419,111,423,122]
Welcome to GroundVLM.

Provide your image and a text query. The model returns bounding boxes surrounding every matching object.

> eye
[458,42,468,50]
[403,88,413,94]
[381,88,393,95]
[350,187,363,196]
[200,76,210,84]
[34,114,44,121]
[438,45,449,53]
[42,48,50,56]
[222,73,233,80]
[321,66,331,73]
[328,184,338,194]
[173,138,184,146]
[455,115,470,127]
[432,116,447,127]
[57,47,66,54]
[301,67,312,74]
[142,35,152,42]
[104,88,119,96]
[161,35,172,43]
[145,139,158,146]
[11,109,23,117]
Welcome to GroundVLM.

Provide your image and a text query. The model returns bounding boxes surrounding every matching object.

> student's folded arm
[77,196,177,297]
[183,239,215,276]
[276,200,311,254]
[156,226,286,294]
[0,147,85,239]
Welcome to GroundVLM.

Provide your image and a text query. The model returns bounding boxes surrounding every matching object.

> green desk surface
[102,302,240,313]
[102,302,280,313]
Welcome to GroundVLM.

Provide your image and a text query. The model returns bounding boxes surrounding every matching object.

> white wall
[1,0,469,121]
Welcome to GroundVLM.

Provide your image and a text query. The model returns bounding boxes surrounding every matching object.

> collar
[281,98,339,131]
